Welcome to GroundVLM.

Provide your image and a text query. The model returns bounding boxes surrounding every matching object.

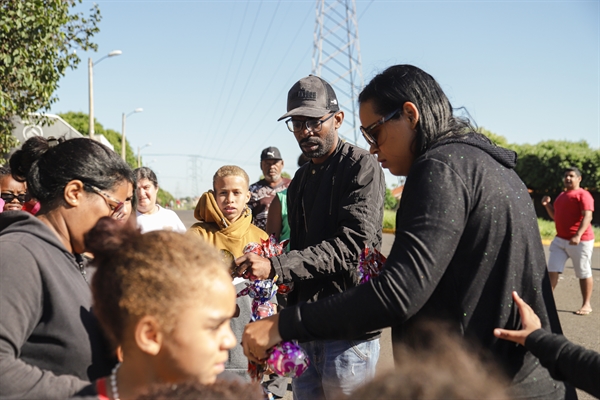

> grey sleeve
[0,241,88,399]
[271,156,385,282]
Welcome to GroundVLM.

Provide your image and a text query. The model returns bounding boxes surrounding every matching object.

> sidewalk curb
[382,229,600,248]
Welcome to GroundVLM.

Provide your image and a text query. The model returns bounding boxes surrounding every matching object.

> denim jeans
[292,338,380,400]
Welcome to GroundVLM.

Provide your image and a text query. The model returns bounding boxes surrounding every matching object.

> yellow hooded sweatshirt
[188,191,269,377]
[188,191,268,257]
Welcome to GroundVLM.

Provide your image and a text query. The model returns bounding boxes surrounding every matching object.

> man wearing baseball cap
[248,146,291,232]
[236,75,385,399]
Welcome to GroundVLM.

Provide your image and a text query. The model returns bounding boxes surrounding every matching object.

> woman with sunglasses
[242,65,571,399]
[0,165,27,212]
[0,136,134,399]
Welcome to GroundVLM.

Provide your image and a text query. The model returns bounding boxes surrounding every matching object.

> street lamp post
[121,108,143,160]
[137,143,152,168]
[88,50,122,140]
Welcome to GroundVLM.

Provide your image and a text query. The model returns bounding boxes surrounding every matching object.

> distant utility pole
[312,0,364,145]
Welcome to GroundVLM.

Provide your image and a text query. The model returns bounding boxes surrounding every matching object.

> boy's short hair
[213,165,250,189]
[564,166,582,177]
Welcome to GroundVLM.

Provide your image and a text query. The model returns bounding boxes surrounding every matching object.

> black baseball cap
[261,146,282,161]
[277,75,340,121]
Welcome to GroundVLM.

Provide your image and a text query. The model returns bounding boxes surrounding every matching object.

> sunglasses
[86,185,126,220]
[0,192,27,204]
[360,109,401,147]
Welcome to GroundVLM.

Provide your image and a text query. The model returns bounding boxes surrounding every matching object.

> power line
[210,1,264,153]
[203,1,251,153]
[144,153,255,166]
[213,0,282,156]
[231,6,314,162]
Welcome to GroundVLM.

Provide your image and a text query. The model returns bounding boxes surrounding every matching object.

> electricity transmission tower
[187,156,202,197]
[312,0,364,145]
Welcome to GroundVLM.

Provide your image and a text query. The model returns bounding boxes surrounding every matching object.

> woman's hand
[242,314,282,362]
[494,291,542,346]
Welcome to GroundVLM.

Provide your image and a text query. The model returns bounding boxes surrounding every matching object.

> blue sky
[50,0,599,197]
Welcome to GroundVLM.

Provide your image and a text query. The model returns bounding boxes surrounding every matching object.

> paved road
[175,209,599,399]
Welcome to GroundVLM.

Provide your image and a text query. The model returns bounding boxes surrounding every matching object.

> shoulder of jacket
[338,143,377,169]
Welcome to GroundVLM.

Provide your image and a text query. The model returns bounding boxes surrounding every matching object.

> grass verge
[382,210,599,243]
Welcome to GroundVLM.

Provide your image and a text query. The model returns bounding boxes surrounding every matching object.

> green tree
[513,140,599,193]
[384,187,398,210]
[59,112,137,169]
[478,127,510,148]
[0,0,101,159]
[59,112,177,203]
[479,128,599,193]
[157,188,175,207]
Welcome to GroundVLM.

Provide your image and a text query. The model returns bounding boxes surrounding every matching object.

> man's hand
[242,315,282,362]
[569,234,582,245]
[541,196,551,206]
[494,291,542,346]
[234,252,274,280]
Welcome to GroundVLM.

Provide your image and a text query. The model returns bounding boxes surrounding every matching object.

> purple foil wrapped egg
[267,341,310,378]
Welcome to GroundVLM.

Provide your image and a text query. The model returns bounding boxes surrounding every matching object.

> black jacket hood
[430,133,517,169]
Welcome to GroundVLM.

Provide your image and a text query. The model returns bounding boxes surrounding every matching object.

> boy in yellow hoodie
[189,165,269,381]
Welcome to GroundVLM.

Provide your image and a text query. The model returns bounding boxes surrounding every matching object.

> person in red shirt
[542,167,595,315]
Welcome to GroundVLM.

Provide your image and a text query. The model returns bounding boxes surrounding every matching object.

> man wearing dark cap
[248,146,291,232]
[236,75,385,399]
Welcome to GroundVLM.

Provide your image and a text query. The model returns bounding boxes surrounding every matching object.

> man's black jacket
[271,141,385,308]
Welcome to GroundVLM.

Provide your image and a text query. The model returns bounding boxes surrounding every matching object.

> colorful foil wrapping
[358,244,387,284]
[237,236,309,380]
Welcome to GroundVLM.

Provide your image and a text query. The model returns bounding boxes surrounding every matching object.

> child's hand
[494,291,542,346]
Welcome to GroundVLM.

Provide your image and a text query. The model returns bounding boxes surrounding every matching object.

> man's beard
[299,134,335,160]
[264,172,281,183]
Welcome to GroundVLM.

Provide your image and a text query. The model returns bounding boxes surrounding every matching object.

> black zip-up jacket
[271,141,385,308]
[279,135,572,399]
[0,212,113,399]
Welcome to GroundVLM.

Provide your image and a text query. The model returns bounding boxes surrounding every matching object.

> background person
[0,165,27,212]
[266,154,310,243]
[541,167,594,315]
[237,75,385,400]
[134,167,185,233]
[241,65,572,400]
[0,136,134,399]
[248,147,290,232]
[188,166,270,382]
[74,217,237,399]
[494,291,600,398]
